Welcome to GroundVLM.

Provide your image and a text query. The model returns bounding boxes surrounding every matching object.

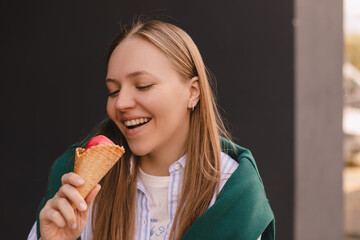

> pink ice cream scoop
[85,135,115,149]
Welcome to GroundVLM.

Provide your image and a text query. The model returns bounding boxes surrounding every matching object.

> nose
[115,87,136,111]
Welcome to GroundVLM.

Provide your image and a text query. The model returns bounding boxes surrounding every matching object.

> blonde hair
[92,19,232,240]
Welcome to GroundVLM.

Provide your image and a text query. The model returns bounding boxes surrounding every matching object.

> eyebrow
[105,71,153,83]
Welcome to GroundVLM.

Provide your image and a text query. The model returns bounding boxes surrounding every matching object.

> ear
[187,76,200,110]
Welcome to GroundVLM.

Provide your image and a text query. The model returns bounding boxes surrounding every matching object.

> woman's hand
[39,172,101,240]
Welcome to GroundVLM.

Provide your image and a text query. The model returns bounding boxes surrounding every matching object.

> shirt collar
[130,154,187,173]
[168,153,186,174]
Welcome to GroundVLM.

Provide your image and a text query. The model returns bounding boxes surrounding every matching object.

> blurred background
[0,0,355,239]
[344,0,360,239]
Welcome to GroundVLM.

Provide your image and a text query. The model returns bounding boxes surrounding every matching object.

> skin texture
[106,36,200,176]
[39,172,101,240]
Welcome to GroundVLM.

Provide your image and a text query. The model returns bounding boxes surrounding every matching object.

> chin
[127,143,150,156]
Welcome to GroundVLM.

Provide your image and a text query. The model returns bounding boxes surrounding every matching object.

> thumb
[84,184,101,206]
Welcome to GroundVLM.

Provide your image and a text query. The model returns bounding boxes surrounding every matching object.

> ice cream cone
[73,144,125,206]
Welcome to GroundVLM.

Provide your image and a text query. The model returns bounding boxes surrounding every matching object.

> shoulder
[219,137,265,184]
[215,152,239,197]
[218,138,270,204]
[220,151,239,174]
[185,141,275,240]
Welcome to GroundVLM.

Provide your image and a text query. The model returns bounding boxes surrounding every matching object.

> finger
[84,184,101,206]
[53,197,77,229]
[58,184,87,211]
[45,208,66,228]
[61,172,84,186]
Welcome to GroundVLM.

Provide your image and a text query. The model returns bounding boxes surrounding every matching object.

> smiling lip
[123,118,151,137]
[121,116,151,121]
[123,117,151,127]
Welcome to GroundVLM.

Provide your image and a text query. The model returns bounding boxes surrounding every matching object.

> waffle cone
[74,144,125,200]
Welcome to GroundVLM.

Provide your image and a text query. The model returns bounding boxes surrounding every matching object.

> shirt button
[143,219,146,225]
[174,163,180,170]
[173,190,178,197]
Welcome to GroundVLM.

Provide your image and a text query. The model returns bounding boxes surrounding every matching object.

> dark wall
[0,1,294,239]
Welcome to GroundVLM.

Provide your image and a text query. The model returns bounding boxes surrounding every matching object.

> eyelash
[107,85,153,97]
[136,84,153,90]
[108,90,119,97]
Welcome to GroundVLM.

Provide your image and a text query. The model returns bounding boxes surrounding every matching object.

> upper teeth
[124,118,150,127]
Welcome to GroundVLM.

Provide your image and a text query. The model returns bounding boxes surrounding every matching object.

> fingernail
[72,223,77,229]
[77,178,84,185]
[79,202,87,211]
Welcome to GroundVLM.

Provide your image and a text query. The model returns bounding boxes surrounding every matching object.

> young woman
[27,19,275,240]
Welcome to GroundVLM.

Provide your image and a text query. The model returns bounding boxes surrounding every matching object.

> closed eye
[108,90,120,97]
[136,84,153,91]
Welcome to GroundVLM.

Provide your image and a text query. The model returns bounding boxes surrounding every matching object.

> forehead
[106,37,178,81]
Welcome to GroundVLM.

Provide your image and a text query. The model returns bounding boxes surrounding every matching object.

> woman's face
[106,37,194,158]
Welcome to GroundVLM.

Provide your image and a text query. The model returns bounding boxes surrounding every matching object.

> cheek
[138,91,165,115]
[106,99,115,119]
[154,90,188,122]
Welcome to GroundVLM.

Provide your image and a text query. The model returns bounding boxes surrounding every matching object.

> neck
[140,123,189,176]
[140,150,185,176]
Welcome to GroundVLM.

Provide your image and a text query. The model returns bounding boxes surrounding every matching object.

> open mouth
[124,118,151,129]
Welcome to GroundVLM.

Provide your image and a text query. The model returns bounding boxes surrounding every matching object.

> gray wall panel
[294,0,344,238]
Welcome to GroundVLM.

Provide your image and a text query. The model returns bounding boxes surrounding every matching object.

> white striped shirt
[27,152,242,240]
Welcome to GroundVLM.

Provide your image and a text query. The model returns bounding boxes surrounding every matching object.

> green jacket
[36,120,275,240]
